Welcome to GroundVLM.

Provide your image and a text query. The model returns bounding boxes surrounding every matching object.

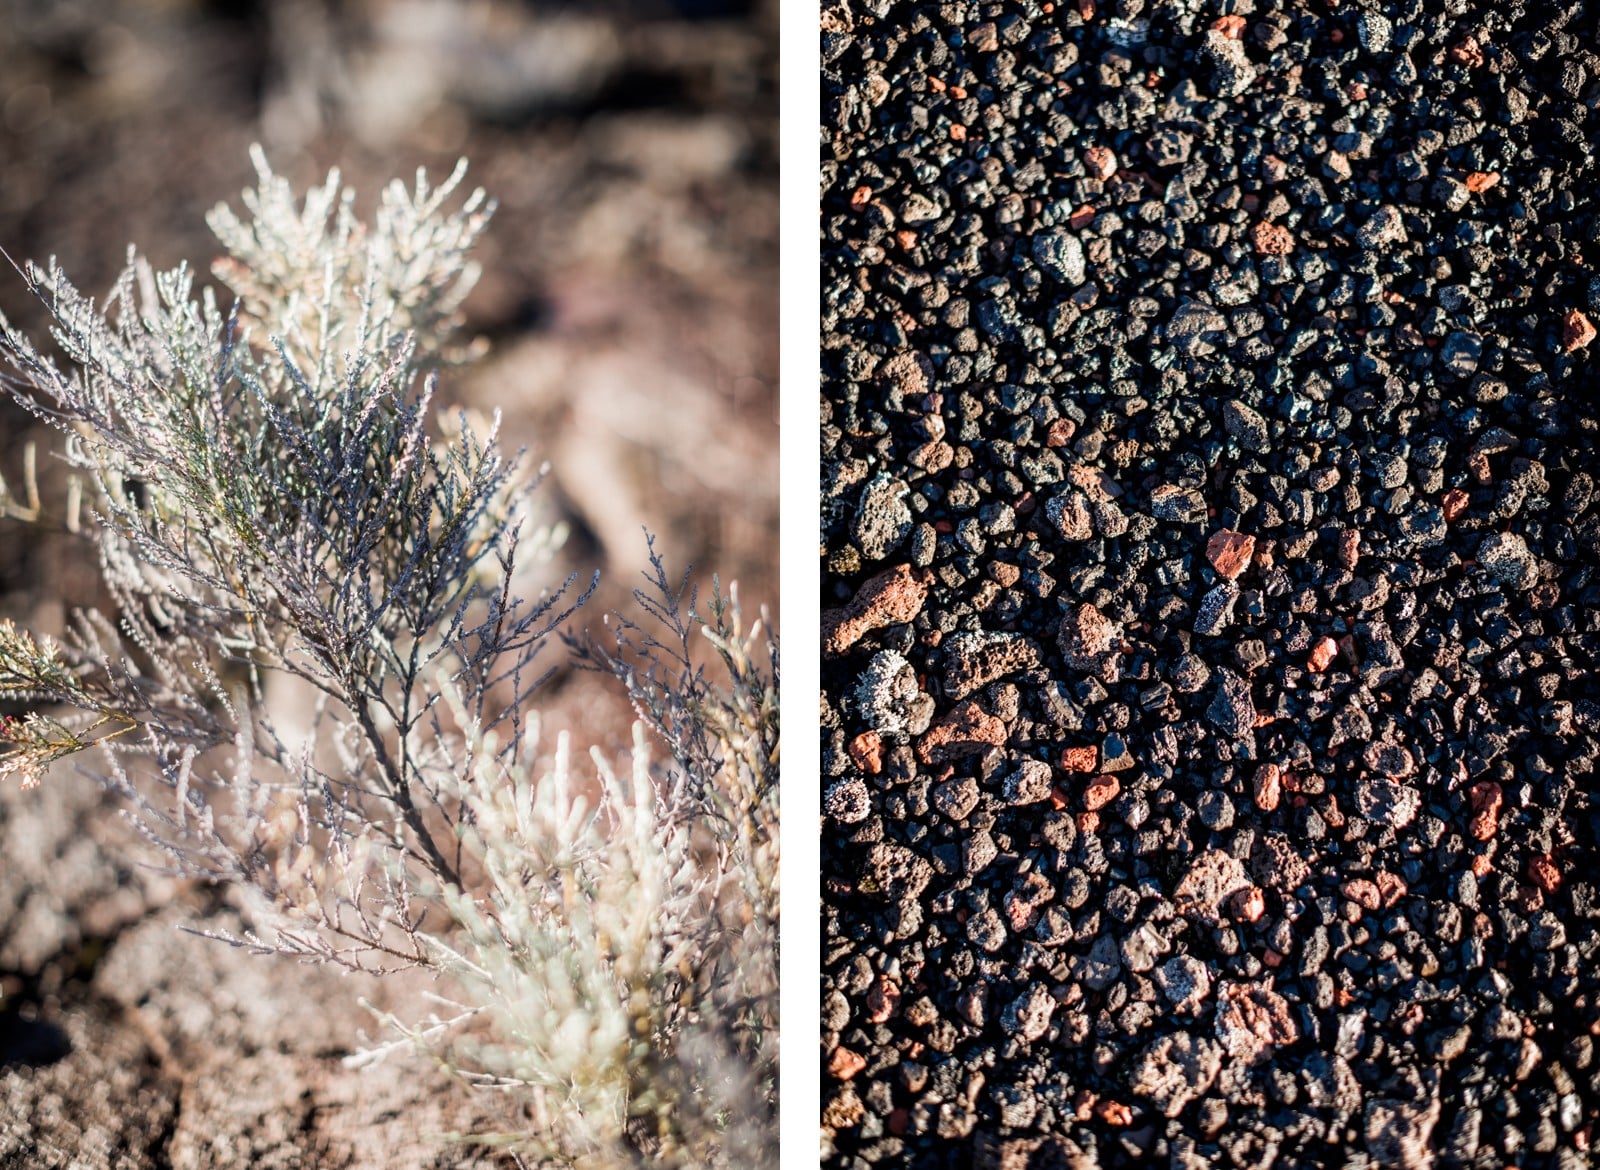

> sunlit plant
[0,148,778,1168]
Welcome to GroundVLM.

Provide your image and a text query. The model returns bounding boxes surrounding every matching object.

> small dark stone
[1206,670,1256,740]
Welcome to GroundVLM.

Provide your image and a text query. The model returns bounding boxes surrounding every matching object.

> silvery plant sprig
[0,148,777,1168]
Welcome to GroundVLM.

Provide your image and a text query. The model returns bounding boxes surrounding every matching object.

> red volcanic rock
[1253,763,1282,812]
[916,698,1005,764]
[1206,529,1256,580]
[823,564,929,655]
[1563,309,1597,352]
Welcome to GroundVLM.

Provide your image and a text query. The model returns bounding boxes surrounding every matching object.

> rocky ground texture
[822,2,1599,1168]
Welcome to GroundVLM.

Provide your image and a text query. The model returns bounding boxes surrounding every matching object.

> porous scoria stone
[1058,602,1121,678]
[1046,490,1093,540]
[1340,879,1382,912]
[1000,759,1053,806]
[823,564,928,655]
[853,649,922,736]
[916,698,1005,764]
[1153,955,1212,1016]
[1205,529,1255,580]
[1173,849,1251,926]
[1468,780,1503,840]
[1082,774,1120,811]
[1059,745,1098,772]
[1476,531,1539,591]
[1193,582,1239,636]
[1563,308,1597,351]
[1214,980,1297,1063]
[1354,778,1422,828]
[1364,1095,1442,1170]
[1307,636,1339,672]
[1149,483,1207,522]
[1129,1032,1223,1117]
[878,351,931,397]
[862,841,933,902]
[1252,763,1281,812]
[1356,204,1407,249]
[1205,669,1256,739]
[852,474,912,561]
[1083,145,1117,180]
[941,630,1040,700]
[1249,221,1293,255]
[1001,983,1055,1042]
[1250,832,1312,890]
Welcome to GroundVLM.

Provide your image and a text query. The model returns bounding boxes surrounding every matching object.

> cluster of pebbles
[820,1,1600,1167]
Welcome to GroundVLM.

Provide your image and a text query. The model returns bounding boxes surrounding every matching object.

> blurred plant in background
[0,149,777,1168]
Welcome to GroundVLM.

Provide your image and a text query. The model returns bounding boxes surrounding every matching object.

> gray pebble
[1154,955,1213,1015]
[1368,452,1408,489]
[1196,789,1234,830]
[1001,759,1053,806]
[1206,669,1256,740]
[1166,301,1226,356]
[1432,175,1470,213]
[1354,778,1421,829]
[1172,652,1212,693]
[967,906,1007,953]
[1441,331,1483,379]
[1001,982,1055,1042]
[1200,29,1256,99]
[854,650,920,736]
[824,778,872,823]
[1031,229,1086,284]
[1356,205,1407,250]
[1222,399,1270,452]
[932,776,980,822]
[941,631,1039,700]
[1194,582,1240,636]
[1120,922,1169,973]
[1477,531,1539,590]
[1072,933,1124,991]
[1150,484,1208,523]
[1357,11,1392,53]
[853,474,912,560]
[1129,1032,1224,1117]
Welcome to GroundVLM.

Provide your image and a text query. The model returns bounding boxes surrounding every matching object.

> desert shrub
[0,148,777,1169]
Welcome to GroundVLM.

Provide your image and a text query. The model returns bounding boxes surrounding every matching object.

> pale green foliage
[207,144,491,371]
[0,150,777,1167]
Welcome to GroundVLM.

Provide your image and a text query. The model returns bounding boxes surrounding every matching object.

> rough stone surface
[1058,602,1121,678]
[1365,1096,1443,1170]
[819,2,1600,1163]
[1205,669,1256,740]
[823,564,928,655]
[941,631,1040,700]
[1129,1032,1224,1117]
[1221,399,1270,451]
[1153,955,1213,1016]
[1173,850,1251,926]
[1194,582,1240,636]
[852,474,913,561]
[1031,229,1086,285]
[1476,531,1539,591]
[916,699,1006,764]
[1355,778,1423,829]
[1214,981,1298,1063]
[1205,530,1255,580]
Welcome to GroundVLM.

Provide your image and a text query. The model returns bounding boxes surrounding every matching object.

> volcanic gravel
[820,2,1600,1167]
